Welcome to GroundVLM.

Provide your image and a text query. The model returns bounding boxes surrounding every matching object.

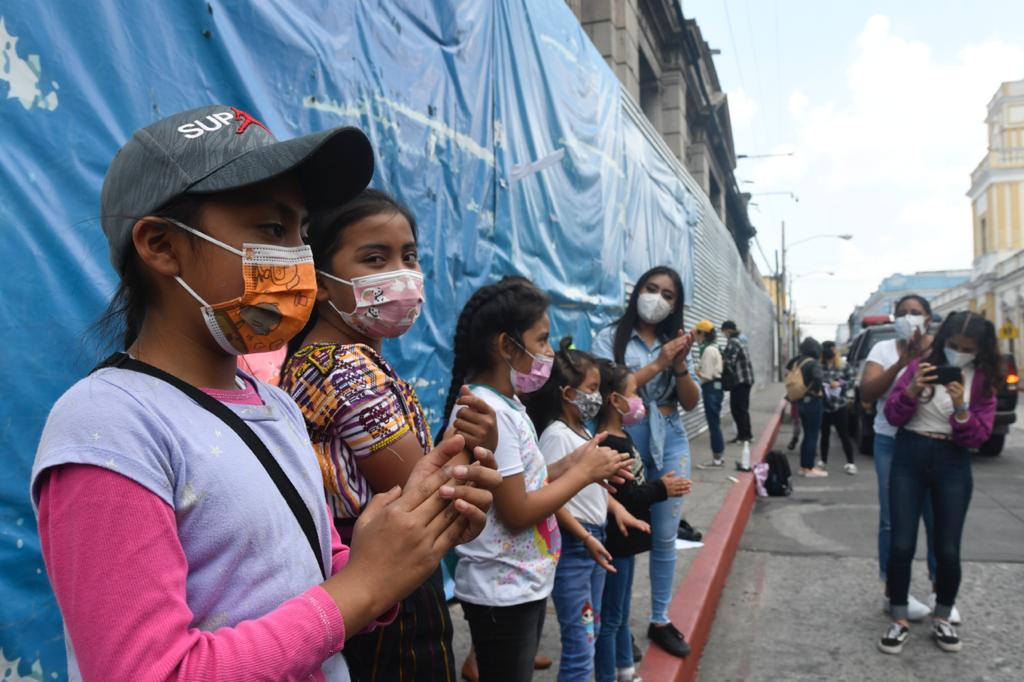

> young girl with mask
[592,360,690,682]
[860,294,940,621]
[877,311,996,655]
[591,266,700,658]
[525,339,648,682]
[31,106,498,681]
[443,278,630,682]
[280,189,499,680]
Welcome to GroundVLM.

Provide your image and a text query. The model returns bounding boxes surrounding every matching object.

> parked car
[846,325,1017,456]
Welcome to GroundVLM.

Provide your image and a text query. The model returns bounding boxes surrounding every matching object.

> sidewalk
[696,399,1024,680]
[449,382,786,679]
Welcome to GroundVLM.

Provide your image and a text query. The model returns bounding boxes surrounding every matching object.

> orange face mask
[168,219,317,355]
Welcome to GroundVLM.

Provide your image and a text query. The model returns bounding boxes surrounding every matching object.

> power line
[742,0,773,156]
[721,0,761,154]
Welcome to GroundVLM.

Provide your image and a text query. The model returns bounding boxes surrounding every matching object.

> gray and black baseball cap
[100,104,373,272]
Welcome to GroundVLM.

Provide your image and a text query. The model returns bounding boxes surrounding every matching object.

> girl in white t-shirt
[442,278,630,682]
[525,338,648,682]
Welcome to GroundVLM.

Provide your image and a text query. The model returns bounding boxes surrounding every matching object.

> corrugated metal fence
[621,95,775,439]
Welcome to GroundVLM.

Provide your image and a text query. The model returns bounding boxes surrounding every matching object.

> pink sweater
[37,380,396,681]
[884,358,997,449]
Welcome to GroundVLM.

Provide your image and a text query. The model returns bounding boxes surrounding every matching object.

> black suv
[846,325,1017,456]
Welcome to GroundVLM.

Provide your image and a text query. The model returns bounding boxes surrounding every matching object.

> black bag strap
[94,353,327,579]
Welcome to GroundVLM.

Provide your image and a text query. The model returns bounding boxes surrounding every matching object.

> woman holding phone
[877,311,997,655]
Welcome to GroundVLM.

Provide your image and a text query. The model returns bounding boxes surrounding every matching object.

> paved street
[450,385,785,679]
[698,404,1024,681]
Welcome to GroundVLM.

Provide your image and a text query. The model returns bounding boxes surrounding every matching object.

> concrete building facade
[567,0,756,261]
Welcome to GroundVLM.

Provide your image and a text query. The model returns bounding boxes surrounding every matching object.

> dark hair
[286,188,418,357]
[596,358,631,424]
[92,193,204,349]
[525,337,599,435]
[611,266,685,364]
[821,340,838,367]
[701,328,717,344]
[894,294,932,317]
[924,311,999,397]
[441,276,550,427]
[799,336,821,359]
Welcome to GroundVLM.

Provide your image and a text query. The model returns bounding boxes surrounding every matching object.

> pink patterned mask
[320,269,425,338]
[509,343,554,395]
[616,394,647,426]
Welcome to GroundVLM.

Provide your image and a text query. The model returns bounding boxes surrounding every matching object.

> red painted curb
[638,398,787,682]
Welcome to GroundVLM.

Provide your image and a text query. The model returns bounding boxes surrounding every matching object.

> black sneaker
[931,620,961,652]
[647,622,691,658]
[632,633,643,662]
[877,622,910,654]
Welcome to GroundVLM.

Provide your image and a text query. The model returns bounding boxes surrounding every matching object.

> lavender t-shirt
[31,366,348,681]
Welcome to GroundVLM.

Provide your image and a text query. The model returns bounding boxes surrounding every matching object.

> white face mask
[894,314,926,341]
[944,348,976,368]
[637,292,673,324]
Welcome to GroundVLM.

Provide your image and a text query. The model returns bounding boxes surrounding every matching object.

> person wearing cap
[29,105,499,681]
[720,320,755,444]
[694,320,726,469]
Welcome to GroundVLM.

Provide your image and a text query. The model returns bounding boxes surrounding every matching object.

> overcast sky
[686,0,1024,340]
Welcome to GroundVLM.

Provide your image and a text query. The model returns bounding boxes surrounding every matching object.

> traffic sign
[999,320,1019,340]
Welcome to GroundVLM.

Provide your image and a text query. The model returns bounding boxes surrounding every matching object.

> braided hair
[524,337,599,435]
[441,276,549,429]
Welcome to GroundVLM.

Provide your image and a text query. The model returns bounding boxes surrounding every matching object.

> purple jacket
[884,358,996,449]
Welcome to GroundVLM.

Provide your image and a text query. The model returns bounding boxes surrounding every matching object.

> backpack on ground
[764,450,793,497]
[784,358,812,402]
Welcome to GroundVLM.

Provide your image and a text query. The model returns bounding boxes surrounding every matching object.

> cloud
[739,15,1024,338]
[727,88,758,128]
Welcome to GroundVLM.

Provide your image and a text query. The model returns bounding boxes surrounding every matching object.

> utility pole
[775,249,783,380]
[781,220,788,377]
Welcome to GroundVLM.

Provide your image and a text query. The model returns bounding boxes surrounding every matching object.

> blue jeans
[874,433,936,582]
[625,416,689,624]
[887,431,972,621]
[797,397,823,469]
[552,523,608,682]
[594,555,635,682]
[701,382,725,456]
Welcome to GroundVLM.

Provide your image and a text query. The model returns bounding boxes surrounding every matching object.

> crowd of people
[30,104,994,682]
[29,106,758,682]
[782,294,997,655]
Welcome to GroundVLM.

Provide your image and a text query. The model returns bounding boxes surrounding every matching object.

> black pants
[820,409,854,465]
[729,383,753,441]
[462,598,547,682]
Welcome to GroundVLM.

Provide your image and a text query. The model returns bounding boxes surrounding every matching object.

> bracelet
[673,366,689,377]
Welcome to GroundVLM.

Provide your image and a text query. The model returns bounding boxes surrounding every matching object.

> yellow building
[971,79,1024,265]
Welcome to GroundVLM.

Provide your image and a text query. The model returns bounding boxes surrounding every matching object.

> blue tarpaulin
[0,1,709,676]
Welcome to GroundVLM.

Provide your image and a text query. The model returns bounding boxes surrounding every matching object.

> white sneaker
[928,594,962,625]
[883,593,931,621]
[815,459,826,469]
[844,463,857,475]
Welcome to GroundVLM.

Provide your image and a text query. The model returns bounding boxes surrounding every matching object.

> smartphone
[932,366,963,385]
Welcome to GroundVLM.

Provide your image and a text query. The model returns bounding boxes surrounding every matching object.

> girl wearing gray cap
[30,106,498,681]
